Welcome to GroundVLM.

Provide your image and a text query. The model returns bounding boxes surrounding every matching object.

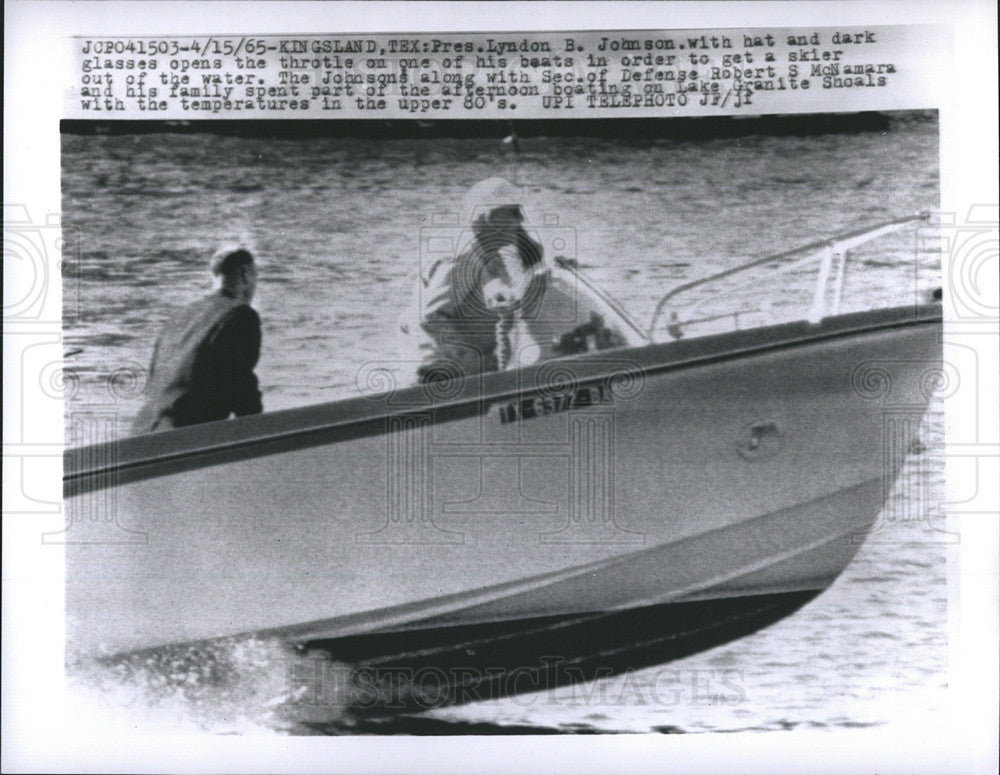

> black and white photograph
[4,2,998,774]
[60,112,947,737]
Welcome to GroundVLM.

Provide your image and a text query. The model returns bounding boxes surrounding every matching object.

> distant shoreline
[61,110,936,140]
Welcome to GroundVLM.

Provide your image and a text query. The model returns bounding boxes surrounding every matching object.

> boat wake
[64,634,893,736]
[66,588,821,734]
[66,636,358,735]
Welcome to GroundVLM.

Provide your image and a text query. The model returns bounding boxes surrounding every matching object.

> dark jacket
[131,290,262,434]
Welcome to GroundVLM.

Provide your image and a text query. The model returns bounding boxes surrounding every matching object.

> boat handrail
[647,212,931,340]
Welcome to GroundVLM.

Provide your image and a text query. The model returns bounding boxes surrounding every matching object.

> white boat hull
[65,303,941,671]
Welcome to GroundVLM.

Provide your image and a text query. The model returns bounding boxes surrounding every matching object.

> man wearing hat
[131,246,263,434]
[409,177,546,382]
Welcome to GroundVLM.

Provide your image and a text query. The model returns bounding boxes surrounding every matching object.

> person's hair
[210,247,254,278]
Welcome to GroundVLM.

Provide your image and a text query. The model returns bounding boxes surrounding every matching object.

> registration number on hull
[496,382,613,424]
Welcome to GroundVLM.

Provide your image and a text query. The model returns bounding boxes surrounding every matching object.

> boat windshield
[647,213,936,342]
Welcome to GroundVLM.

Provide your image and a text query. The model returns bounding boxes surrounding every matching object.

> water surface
[61,115,945,734]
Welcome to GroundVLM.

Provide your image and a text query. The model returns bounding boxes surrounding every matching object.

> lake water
[61,114,947,734]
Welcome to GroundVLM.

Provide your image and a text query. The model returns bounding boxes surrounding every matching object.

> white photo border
[3,2,997,773]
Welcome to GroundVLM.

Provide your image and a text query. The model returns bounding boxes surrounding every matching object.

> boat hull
[298,591,821,712]
[65,304,942,679]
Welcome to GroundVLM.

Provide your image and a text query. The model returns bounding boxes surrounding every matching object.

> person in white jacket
[406,177,548,383]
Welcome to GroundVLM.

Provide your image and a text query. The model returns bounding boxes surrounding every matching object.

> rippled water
[61,114,945,734]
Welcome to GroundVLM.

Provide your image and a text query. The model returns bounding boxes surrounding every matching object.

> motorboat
[64,213,942,710]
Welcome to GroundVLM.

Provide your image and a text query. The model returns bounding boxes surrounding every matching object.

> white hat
[462,177,522,225]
